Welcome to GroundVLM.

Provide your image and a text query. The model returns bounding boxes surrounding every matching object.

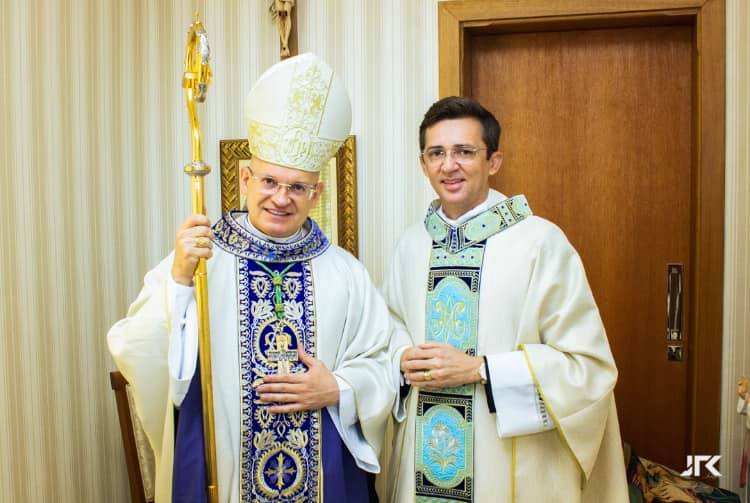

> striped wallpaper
[0,1,435,501]
[0,1,281,501]
[721,0,750,496]
[296,0,438,279]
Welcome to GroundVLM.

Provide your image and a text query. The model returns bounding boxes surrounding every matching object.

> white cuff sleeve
[486,351,555,438]
[167,278,198,407]
[392,345,410,422]
[333,376,357,428]
[326,376,380,473]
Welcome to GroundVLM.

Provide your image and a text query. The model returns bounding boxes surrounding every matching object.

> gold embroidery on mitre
[247,59,343,172]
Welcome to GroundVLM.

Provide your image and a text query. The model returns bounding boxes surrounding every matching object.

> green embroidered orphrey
[256,261,296,320]
[255,260,299,374]
[415,195,532,503]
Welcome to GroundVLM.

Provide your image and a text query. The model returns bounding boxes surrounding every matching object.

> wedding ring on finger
[423,370,432,381]
[195,236,211,248]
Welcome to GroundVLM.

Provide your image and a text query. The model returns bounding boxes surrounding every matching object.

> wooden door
[474,23,693,470]
[440,1,725,475]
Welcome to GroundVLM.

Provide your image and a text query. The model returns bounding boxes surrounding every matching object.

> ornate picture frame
[219,135,358,257]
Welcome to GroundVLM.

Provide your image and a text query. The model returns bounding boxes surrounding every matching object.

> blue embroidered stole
[415,196,532,503]
[213,212,330,503]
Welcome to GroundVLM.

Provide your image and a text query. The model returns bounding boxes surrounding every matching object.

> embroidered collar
[424,194,533,253]
[213,211,330,263]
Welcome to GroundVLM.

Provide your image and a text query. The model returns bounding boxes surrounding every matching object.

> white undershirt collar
[437,189,508,226]
[235,213,308,244]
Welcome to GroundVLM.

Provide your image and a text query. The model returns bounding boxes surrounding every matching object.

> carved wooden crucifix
[270,0,298,59]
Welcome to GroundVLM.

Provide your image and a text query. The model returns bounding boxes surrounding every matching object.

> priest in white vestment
[108,54,395,503]
[383,96,629,502]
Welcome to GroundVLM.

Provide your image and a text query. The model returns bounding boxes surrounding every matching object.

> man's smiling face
[240,157,323,238]
[421,117,503,220]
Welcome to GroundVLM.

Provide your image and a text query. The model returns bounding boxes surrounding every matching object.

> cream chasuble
[384,191,629,503]
[108,213,395,503]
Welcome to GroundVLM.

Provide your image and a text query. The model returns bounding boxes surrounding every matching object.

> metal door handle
[667,264,683,342]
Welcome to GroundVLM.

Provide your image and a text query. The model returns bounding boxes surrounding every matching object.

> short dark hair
[419,96,501,159]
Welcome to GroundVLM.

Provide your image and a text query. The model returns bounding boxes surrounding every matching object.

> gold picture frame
[219,135,358,257]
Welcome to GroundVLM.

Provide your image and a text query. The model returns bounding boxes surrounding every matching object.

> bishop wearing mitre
[108,54,395,503]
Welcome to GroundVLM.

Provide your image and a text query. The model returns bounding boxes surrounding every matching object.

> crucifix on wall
[270,0,297,59]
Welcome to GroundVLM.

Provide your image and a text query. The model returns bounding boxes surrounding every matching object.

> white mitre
[245,53,352,173]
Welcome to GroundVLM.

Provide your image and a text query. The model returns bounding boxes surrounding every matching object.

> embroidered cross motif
[264,452,297,490]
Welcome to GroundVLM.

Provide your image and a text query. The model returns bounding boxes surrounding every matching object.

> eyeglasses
[421,146,488,167]
[248,168,318,200]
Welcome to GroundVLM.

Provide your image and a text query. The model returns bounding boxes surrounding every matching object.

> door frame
[438,0,725,470]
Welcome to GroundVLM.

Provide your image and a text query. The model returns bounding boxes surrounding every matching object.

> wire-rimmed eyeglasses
[248,168,318,200]
[421,146,488,167]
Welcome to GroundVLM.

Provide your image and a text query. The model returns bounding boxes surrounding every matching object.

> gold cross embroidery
[264,452,296,489]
